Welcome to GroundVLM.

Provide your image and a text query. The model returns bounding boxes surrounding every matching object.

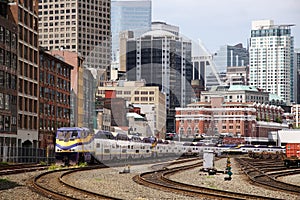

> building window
[0,115,3,130]
[0,93,3,109]
[0,48,4,65]
[124,91,131,95]
[0,26,4,44]
[179,127,184,135]
[5,94,9,110]
[187,127,192,135]
[4,116,10,131]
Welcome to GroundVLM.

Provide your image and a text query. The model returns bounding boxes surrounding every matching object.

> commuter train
[55,127,285,166]
[221,144,286,154]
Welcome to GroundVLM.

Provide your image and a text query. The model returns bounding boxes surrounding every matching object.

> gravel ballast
[1,158,300,200]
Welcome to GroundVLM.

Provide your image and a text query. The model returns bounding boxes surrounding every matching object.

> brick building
[175,96,286,142]
[38,49,73,148]
[0,1,18,147]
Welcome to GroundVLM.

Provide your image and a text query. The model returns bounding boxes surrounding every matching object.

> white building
[133,104,156,135]
[292,104,300,128]
[97,80,166,136]
[249,20,295,104]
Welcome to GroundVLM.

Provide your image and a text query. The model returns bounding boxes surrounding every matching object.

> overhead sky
[152,0,300,53]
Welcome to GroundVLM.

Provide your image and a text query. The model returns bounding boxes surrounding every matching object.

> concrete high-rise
[111,0,151,63]
[38,0,111,75]
[249,20,294,103]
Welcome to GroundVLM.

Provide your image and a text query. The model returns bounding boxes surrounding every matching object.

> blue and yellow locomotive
[55,127,94,165]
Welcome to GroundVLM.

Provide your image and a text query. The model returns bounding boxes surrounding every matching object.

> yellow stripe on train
[56,135,94,147]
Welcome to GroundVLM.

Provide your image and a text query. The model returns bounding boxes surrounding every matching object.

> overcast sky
[152,0,300,53]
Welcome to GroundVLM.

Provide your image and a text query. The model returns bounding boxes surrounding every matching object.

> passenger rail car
[55,127,287,166]
[221,144,285,155]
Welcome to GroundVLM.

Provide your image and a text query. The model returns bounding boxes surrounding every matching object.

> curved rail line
[150,157,199,171]
[236,158,300,195]
[28,157,195,200]
[29,166,120,200]
[133,159,278,200]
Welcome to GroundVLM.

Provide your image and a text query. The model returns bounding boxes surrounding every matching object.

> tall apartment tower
[111,0,152,63]
[126,23,194,132]
[294,48,300,104]
[38,0,111,75]
[9,0,40,148]
[249,20,294,103]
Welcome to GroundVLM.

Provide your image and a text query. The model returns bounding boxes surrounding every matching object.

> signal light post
[225,157,232,181]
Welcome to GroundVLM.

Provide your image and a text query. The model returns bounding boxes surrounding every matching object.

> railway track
[236,158,300,195]
[150,157,199,170]
[0,164,49,176]
[28,165,122,200]
[28,157,194,200]
[133,159,278,200]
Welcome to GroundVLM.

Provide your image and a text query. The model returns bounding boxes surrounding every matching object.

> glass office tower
[111,0,152,62]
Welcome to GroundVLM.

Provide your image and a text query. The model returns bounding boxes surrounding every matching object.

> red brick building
[175,96,286,141]
[0,2,18,147]
[38,49,73,148]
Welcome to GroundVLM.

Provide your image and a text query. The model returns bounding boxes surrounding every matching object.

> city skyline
[152,0,300,53]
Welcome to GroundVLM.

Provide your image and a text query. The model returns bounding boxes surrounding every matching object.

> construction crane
[197,39,226,86]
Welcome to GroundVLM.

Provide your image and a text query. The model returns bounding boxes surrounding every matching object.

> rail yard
[1,155,300,200]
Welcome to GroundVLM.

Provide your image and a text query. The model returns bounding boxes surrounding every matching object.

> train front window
[71,131,78,138]
[64,131,72,139]
[57,131,64,139]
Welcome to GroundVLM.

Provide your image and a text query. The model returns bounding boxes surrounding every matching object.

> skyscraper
[295,48,300,104]
[126,23,194,132]
[111,0,152,62]
[38,0,111,74]
[213,43,249,73]
[249,20,294,103]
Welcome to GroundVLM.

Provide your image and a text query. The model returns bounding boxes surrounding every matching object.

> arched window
[187,127,192,135]
[194,127,199,134]
[179,127,184,135]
